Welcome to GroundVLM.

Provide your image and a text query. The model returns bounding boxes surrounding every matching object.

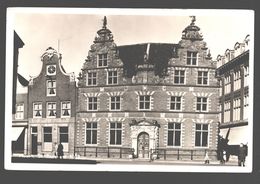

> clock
[47,65,56,75]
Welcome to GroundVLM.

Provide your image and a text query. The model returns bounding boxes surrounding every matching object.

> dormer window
[47,80,56,96]
[98,53,108,67]
[187,51,197,65]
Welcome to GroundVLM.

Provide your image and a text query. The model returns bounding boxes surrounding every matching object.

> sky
[10,8,254,81]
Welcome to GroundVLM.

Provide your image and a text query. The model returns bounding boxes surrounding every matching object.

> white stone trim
[191,119,213,123]
[83,92,101,97]
[106,91,125,96]
[165,118,186,123]
[105,117,125,122]
[192,92,213,97]
[81,118,101,122]
[166,91,186,96]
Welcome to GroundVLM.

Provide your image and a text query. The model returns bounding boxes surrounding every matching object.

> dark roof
[17,73,29,86]
[14,31,24,49]
[117,43,178,77]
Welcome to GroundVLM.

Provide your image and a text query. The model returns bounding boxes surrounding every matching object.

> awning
[12,127,25,141]
[220,126,249,145]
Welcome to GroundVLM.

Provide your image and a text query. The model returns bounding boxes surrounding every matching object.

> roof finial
[189,16,196,25]
[103,16,107,29]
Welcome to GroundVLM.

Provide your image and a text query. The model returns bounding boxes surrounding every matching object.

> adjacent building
[216,35,250,146]
[27,47,76,157]
[75,16,219,160]
[12,31,29,155]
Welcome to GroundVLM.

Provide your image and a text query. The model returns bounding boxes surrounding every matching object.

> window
[233,99,241,121]
[244,66,249,87]
[224,101,231,123]
[88,97,97,111]
[198,71,208,85]
[139,95,151,110]
[244,95,249,119]
[167,123,181,146]
[31,127,37,134]
[61,101,71,117]
[196,97,207,112]
[234,71,241,91]
[15,103,24,119]
[110,96,120,111]
[98,53,108,67]
[170,96,181,111]
[195,124,208,147]
[108,71,118,85]
[43,127,52,142]
[47,80,56,96]
[59,127,68,143]
[224,75,231,94]
[87,72,97,86]
[110,122,122,145]
[33,102,42,118]
[47,102,56,118]
[187,51,197,65]
[174,70,185,84]
[86,122,97,144]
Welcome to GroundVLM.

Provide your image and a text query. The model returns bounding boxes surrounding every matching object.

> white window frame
[15,103,24,119]
[59,126,69,143]
[46,102,56,118]
[46,80,56,96]
[87,97,98,111]
[33,102,42,118]
[194,123,209,148]
[109,122,122,146]
[85,122,98,145]
[224,101,231,123]
[138,95,151,111]
[187,51,198,66]
[196,97,208,112]
[97,53,108,67]
[169,96,182,111]
[61,101,71,117]
[107,70,118,85]
[167,122,182,147]
[87,72,97,86]
[110,96,121,111]
[43,126,52,143]
[197,71,208,85]
[174,70,185,84]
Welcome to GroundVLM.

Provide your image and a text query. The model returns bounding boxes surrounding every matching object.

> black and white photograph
[5,8,254,172]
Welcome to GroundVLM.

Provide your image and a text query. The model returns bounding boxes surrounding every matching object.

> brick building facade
[216,35,250,146]
[27,47,76,156]
[75,16,219,160]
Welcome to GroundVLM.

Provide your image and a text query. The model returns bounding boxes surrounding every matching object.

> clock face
[47,65,56,75]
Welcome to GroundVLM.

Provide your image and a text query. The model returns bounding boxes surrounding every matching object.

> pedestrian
[238,143,246,166]
[222,150,226,164]
[204,151,210,164]
[54,142,58,158]
[57,142,64,159]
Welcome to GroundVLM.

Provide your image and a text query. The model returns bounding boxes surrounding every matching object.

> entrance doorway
[137,132,149,158]
[31,127,37,155]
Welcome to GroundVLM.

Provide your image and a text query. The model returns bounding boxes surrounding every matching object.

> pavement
[11,155,239,166]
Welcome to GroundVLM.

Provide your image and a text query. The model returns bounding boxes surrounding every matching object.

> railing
[75,146,134,159]
[150,148,216,160]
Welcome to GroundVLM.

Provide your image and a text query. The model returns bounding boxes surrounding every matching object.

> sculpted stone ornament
[94,16,114,43]
[41,47,58,61]
[181,16,203,41]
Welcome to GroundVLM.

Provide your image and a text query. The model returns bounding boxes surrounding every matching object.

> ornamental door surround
[130,119,160,157]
